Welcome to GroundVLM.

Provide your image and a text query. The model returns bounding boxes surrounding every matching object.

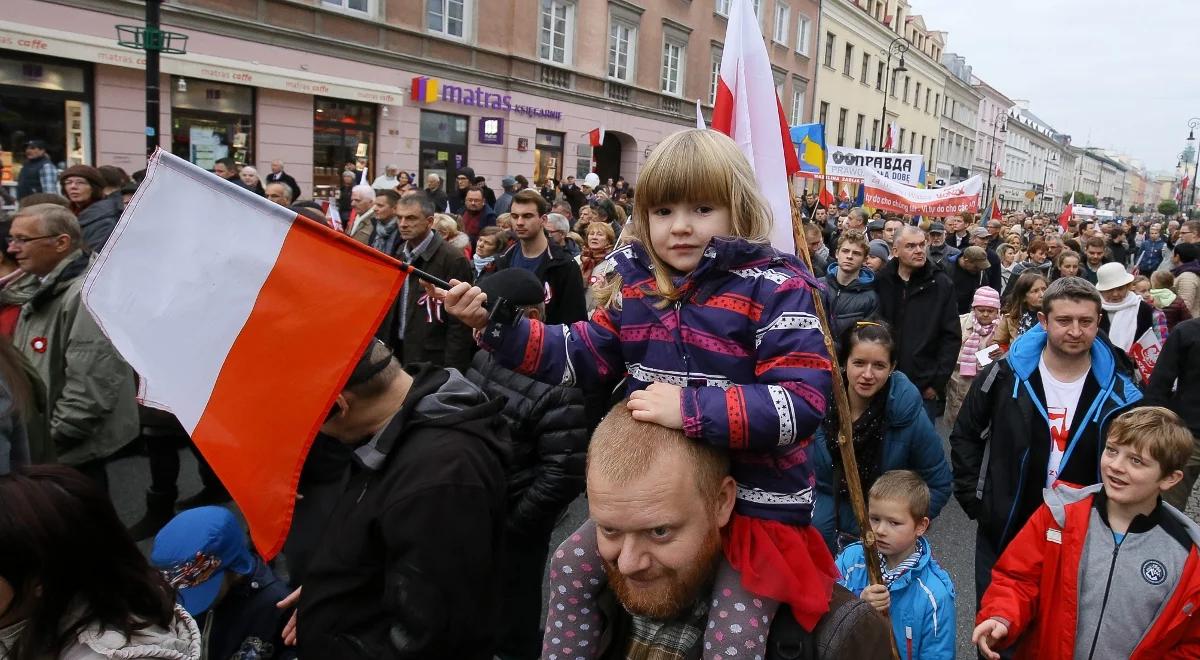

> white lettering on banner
[862,168,983,217]
[824,146,925,186]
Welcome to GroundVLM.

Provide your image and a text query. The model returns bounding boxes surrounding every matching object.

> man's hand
[277,587,301,646]
[922,387,938,401]
[972,618,1009,660]
[437,279,489,331]
[627,383,684,429]
[860,584,890,614]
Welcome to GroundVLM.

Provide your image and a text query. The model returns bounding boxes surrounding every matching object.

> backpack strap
[975,362,1002,501]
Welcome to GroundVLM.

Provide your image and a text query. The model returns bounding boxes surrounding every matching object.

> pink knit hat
[972,286,1001,310]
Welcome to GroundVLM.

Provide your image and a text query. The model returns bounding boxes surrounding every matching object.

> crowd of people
[1,129,1200,659]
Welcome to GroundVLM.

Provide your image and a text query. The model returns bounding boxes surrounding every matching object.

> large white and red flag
[1058,192,1074,231]
[711,0,800,251]
[861,169,982,217]
[82,149,407,558]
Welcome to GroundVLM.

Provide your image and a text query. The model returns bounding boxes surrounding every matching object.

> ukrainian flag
[789,123,826,177]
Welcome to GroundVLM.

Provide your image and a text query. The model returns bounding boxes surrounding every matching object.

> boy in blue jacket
[836,469,956,660]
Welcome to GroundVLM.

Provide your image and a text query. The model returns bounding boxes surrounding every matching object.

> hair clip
[855,321,881,328]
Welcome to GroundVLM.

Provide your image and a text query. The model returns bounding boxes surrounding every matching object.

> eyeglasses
[8,234,60,247]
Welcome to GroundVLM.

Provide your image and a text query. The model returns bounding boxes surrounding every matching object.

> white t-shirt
[1040,355,1087,488]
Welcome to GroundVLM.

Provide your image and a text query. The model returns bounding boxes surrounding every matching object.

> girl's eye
[696,205,714,214]
[1131,457,1143,465]
[1104,445,1116,455]
[652,208,671,217]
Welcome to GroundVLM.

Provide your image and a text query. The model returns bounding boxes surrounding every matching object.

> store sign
[478,117,504,145]
[825,146,925,186]
[410,76,562,121]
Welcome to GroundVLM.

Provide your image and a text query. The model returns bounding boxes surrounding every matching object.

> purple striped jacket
[478,237,832,525]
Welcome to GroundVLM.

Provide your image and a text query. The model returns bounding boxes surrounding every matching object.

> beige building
[813,0,945,171]
[936,52,981,186]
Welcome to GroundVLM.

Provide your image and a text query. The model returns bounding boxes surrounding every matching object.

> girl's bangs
[637,137,735,210]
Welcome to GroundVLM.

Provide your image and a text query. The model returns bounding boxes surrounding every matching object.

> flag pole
[788,177,900,660]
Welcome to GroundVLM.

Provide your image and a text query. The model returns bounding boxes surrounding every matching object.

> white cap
[583,173,601,189]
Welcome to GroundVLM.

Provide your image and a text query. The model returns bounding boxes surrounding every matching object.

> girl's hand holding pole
[434,279,490,330]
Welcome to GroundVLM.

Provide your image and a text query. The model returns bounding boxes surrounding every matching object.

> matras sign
[862,169,982,217]
[824,146,925,186]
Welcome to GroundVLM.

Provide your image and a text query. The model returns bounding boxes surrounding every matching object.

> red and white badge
[30,337,47,353]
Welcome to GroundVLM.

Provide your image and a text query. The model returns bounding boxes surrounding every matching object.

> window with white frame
[539,1,575,65]
[709,53,722,105]
[790,79,807,125]
[608,19,637,82]
[773,3,790,44]
[324,0,372,14]
[715,0,730,15]
[427,0,467,38]
[752,0,761,16]
[661,40,685,96]
[796,15,811,55]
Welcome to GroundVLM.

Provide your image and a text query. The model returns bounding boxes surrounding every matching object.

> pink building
[1,0,818,205]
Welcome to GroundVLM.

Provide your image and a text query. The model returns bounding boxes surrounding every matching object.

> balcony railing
[540,65,571,89]
[661,96,681,114]
[606,81,631,102]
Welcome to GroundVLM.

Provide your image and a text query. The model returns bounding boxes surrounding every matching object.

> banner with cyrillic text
[822,146,925,185]
[862,169,982,217]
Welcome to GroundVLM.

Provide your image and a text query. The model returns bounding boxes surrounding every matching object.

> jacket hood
[887,536,936,589]
[884,371,924,429]
[824,262,875,288]
[66,604,201,659]
[29,250,88,310]
[1042,483,1200,547]
[1173,260,1200,277]
[77,193,122,227]
[1006,323,1118,385]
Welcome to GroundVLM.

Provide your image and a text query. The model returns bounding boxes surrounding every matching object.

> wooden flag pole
[788,177,899,660]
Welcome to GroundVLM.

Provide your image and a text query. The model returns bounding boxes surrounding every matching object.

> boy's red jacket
[978,484,1200,659]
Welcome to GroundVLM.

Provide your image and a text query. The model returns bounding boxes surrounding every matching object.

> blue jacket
[1136,237,1166,272]
[836,537,956,660]
[480,237,832,526]
[810,371,952,549]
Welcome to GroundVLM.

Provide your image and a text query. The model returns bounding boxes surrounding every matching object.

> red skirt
[722,512,839,631]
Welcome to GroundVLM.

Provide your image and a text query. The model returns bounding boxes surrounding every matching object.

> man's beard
[604,525,723,621]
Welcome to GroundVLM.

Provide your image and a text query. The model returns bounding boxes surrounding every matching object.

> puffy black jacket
[947,254,989,314]
[950,326,1141,553]
[1145,317,1200,437]
[298,364,509,659]
[875,259,961,393]
[76,192,122,252]
[466,350,587,535]
[821,263,879,343]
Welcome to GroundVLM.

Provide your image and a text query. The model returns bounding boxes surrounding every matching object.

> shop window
[534,130,564,186]
[170,78,254,171]
[313,98,376,201]
[419,110,469,195]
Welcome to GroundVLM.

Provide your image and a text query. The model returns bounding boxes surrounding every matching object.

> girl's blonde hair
[594,129,772,308]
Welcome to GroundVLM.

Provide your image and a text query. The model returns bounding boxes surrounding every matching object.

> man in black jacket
[377,192,475,372]
[875,226,961,421]
[949,246,992,314]
[465,268,588,660]
[265,160,301,200]
[423,172,449,213]
[285,340,509,659]
[491,190,587,325]
[1147,317,1200,509]
[950,277,1142,605]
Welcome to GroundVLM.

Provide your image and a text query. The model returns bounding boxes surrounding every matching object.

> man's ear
[714,475,737,528]
[324,393,350,423]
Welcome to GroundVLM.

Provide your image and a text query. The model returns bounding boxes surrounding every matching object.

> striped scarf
[958,314,998,377]
[878,540,924,586]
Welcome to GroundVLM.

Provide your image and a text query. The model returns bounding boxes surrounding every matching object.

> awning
[0,21,404,105]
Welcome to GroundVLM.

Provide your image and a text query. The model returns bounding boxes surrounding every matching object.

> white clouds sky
[913,0,1200,172]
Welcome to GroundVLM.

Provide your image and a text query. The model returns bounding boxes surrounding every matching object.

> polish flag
[587,127,606,147]
[82,149,407,557]
[818,180,836,207]
[990,198,1003,222]
[1058,192,1074,231]
[882,122,898,152]
[711,0,801,251]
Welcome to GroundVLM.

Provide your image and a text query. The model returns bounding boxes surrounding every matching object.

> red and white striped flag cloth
[711,0,801,252]
[587,126,606,147]
[82,149,407,558]
[1058,192,1074,231]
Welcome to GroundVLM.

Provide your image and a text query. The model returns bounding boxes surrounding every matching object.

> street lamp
[877,37,909,151]
[1188,118,1200,217]
[983,108,1007,207]
[117,0,188,159]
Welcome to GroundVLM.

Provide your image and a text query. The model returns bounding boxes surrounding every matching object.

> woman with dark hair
[58,165,121,252]
[810,321,952,552]
[994,271,1049,349]
[0,465,201,659]
[589,197,621,238]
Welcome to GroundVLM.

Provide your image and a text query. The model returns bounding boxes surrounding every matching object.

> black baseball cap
[24,139,47,150]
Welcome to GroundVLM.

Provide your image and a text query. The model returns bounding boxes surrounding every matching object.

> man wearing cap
[948,246,995,314]
[581,172,602,204]
[494,176,519,215]
[449,166,476,214]
[58,164,122,252]
[1095,262,1158,355]
[17,139,59,200]
[281,339,509,659]
[866,218,886,242]
[152,506,294,660]
[927,221,960,269]
[968,225,1003,291]
[464,268,588,659]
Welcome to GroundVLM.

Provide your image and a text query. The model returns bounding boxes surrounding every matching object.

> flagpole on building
[788,183,900,660]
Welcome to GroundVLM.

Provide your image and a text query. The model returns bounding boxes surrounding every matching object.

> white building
[1006,104,1067,214]
[970,75,1013,204]
[937,52,981,186]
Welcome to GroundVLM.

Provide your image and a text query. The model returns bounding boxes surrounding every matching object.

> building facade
[970,75,1012,204]
[1003,104,1064,214]
[813,0,945,173]
[1,0,820,205]
[935,51,979,186]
